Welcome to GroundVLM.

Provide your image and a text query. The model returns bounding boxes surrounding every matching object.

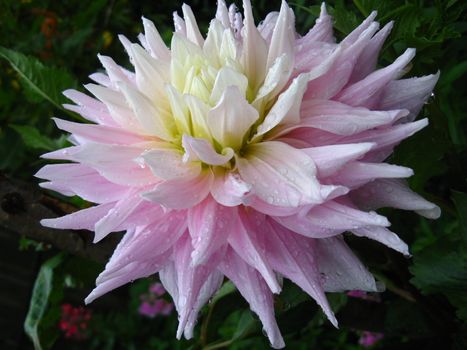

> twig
[0,175,121,263]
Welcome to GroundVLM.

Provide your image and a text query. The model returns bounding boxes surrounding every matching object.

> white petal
[141,147,201,180]
[266,1,295,70]
[216,0,230,28]
[241,0,268,91]
[129,43,170,102]
[184,94,212,141]
[165,84,191,136]
[182,4,204,47]
[118,81,175,140]
[210,67,248,105]
[142,17,171,61]
[182,134,234,166]
[252,73,310,142]
[208,85,259,150]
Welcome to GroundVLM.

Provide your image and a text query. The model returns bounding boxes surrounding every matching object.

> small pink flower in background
[138,282,174,318]
[359,331,384,347]
[59,304,92,340]
[38,0,440,347]
[347,290,381,302]
[347,290,367,299]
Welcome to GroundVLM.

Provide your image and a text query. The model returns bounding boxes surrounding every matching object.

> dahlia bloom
[37,1,440,347]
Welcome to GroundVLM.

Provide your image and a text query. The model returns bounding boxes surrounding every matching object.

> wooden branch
[0,175,121,263]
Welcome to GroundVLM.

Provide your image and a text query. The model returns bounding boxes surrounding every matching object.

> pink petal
[258,11,279,42]
[220,248,285,349]
[53,118,145,145]
[315,236,378,292]
[349,22,393,83]
[352,226,409,256]
[336,48,416,108]
[332,162,414,188]
[350,179,441,219]
[41,202,114,231]
[62,89,116,126]
[302,143,375,177]
[266,219,338,326]
[228,209,281,293]
[94,190,144,242]
[298,3,334,43]
[237,141,322,207]
[103,210,187,274]
[304,21,379,100]
[142,170,214,209]
[188,196,235,265]
[338,118,428,151]
[54,142,158,186]
[379,72,440,120]
[210,169,252,207]
[170,235,219,339]
[36,163,129,203]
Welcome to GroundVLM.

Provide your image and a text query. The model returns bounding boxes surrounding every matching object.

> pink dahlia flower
[37,1,440,348]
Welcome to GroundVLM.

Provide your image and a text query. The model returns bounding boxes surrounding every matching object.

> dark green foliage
[1,0,466,349]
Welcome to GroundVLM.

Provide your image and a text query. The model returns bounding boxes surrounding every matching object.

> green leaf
[0,47,77,115]
[10,124,57,151]
[24,253,65,350]
[410,239,467,321]
[452,191,467,239]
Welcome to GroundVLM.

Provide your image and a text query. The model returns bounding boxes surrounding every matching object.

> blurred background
[0,0,466,349]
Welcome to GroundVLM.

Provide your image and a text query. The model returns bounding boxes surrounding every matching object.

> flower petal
[182,4,204,47]
[266,219,338,326]
[316,236,379,292]
[349,21,393,83]
[182,134,234,166]
[142,169,214,209]
[208,86,259,150]
[188,196,235,265]
[267,1,295,70]
[118,81,175,140]
[36,163,128,203]
[379,72,440,120]
[351,179,441,219]
[302,143,375,177]
[352,226,409,256]
[241,0,268,91]
[332,162,414,188]
[336,48,416,108]
[298,3,334,43]
[220,248,285,349]
[53,117,145,145]
[229,209,281,293]
[41,203,114,231]
[237,141,322,207]
[141,147,201,180]
[210,168,252,206]
[94,190,145,242]
[142,17,171,61]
